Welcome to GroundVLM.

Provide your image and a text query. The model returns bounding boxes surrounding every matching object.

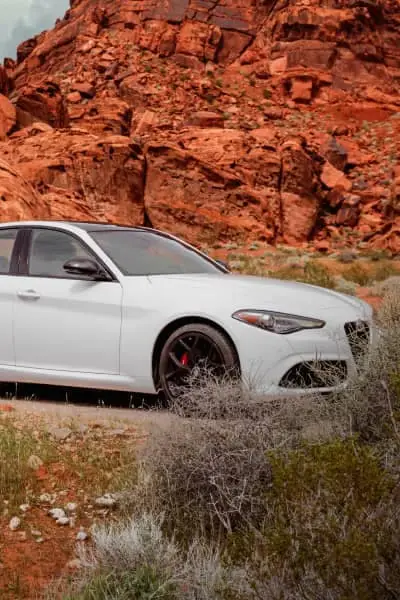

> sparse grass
[230,255,337,288]
[343,260,400,286]
[0,418,57,508]
[60,429,138,497]
[271,261,336,289]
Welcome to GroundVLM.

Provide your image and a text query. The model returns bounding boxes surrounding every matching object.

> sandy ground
[3,397,177,432]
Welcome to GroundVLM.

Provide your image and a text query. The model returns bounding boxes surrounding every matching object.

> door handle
[17,289,41,301]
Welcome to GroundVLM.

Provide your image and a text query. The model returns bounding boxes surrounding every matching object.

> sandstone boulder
[0,95,16,140]
[0,157,50,221]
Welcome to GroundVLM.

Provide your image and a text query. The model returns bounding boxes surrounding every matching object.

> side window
[0,229,18,274]
[29,229,94,278]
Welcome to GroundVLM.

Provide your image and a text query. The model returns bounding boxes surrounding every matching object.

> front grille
[344,320,370,364]
[279,360,348,389]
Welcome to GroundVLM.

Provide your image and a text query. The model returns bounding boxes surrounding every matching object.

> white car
[0,220,374,401]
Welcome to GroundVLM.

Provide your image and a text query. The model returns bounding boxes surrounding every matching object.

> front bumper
[230,304,375,396]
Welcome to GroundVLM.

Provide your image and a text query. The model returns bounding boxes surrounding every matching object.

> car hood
[145,273,372,320]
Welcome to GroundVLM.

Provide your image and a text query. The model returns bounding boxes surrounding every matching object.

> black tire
[158,323,238,404]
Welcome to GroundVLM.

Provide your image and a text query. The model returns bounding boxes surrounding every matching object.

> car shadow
[0,382,160,410]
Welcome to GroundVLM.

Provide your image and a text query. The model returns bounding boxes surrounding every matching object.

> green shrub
[343,261,400,286]
[272,261,335,289]
[63,567,176,600]
[227,440,399,600]
[343,263,371,286]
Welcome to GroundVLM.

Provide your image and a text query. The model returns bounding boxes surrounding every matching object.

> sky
[0,0,69,60]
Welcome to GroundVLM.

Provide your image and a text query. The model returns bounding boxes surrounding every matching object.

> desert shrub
[60,513,247,600]
[63,567,176,600]
[333,275,358,295]
[138,417,272,536]
[343,261,400,287]
[330,290,400,444]
[342,263,371,286]
[372,275,400,297]
[135,370,345,539]
[272,261,335,289]
[227,439,400,600]
[371,260,400,282]
[230,255,267,276]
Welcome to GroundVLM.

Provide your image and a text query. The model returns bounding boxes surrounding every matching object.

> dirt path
[2,397,177,432]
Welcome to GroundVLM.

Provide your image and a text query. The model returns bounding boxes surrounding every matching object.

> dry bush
[135,370,345,538]
[60,513,248,600]
[331,289,400,444]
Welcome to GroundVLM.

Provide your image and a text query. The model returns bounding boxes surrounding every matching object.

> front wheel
[158,323,238,404]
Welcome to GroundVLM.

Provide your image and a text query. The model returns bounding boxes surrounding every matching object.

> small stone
[76,529,88,541]
[39,493,53,503]
[31,529,42,537]
[48,427,72,441]
[67,558,82,570]
[71,82,95,98]
[338,250,358,264]
[36,537,44,543]
[27,455,43,470]
[49,508,66,520]
[19,504,30,513]
[186,111,225,128]
[9,517,21,531]
[321,162,352,192]
[94,493,117,508]
[65,502,77,513]
[56,517,70,526]
[290,78,313,103]
[67,91,82,104]
[108,429,126,437]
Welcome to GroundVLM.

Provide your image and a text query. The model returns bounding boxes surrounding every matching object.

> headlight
[232,310,325,334]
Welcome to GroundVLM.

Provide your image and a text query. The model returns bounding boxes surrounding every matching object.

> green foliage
[227,440,398,599]
[273,261,336,289]
[343,263,371,286]
[343,261,400,286]
[263,441,394,595]
[263,88,272,100]
[63,566,177,600]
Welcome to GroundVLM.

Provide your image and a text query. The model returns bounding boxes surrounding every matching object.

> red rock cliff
[0,0,398,251]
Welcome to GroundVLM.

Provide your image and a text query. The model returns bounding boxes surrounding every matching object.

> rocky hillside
[0,0,399,251]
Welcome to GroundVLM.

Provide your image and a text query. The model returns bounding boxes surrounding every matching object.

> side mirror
[63,257,110,281]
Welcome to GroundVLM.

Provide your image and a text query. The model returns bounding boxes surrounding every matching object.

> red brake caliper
[181,353,189,366]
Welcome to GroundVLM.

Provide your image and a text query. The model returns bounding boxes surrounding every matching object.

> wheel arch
[152,316,241,388]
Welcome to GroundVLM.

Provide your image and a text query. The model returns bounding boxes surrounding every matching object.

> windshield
[90,230,225,276]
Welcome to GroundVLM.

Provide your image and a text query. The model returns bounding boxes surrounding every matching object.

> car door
[13,227,123,374]
[0,227,22,366]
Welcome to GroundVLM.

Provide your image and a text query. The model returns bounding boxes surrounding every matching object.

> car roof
[0,220,154,233]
